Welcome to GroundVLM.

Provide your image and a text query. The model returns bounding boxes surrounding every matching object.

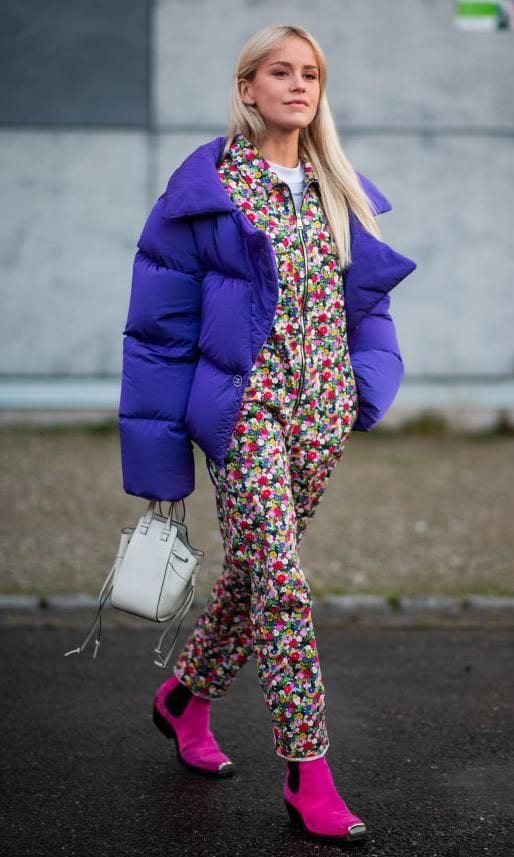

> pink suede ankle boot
[283,756,367,844]
[153,673,235,777]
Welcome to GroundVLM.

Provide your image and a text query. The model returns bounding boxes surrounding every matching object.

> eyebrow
[268,60,319,70]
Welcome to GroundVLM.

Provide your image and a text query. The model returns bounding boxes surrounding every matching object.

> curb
[313,594,514,626]
[1,593,514,626]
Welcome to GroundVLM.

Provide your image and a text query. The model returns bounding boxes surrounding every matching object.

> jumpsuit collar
[161,133,392,221]
[226,132,321,198]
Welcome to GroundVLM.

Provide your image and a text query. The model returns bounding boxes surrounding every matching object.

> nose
[290,71,306,91]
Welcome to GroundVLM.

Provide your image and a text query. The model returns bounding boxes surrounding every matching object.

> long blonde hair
[221,24,383,269]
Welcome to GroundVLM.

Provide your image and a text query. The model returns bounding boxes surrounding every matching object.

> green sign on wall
[455,1,512,29]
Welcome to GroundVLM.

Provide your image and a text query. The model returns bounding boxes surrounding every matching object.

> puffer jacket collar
[160,133,416,336]
[161,134,392,220]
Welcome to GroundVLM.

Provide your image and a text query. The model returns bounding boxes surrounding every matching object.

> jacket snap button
[233,374,243,387]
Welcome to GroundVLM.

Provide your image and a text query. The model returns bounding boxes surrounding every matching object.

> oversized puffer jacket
[118,135,417,501]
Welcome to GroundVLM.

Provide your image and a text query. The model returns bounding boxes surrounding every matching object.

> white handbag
[65,500,204,669]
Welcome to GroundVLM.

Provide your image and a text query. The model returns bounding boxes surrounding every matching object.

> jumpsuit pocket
[306,334,358,418]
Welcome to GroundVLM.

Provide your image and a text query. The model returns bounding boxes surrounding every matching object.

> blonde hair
[221,24,383,269]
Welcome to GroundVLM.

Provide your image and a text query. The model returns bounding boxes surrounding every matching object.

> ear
[240,79,255,106]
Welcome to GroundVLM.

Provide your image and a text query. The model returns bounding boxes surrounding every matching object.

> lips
[286,101,308,106]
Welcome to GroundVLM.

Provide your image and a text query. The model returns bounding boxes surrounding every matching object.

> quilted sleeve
[349,293,405,432]
[118,197,204,501]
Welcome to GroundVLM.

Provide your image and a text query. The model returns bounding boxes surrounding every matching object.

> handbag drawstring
[64,527,134,659]
[63,561,116,658]
[153,582,196,670]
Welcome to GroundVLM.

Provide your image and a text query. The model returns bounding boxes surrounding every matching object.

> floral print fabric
[174,133,358,760]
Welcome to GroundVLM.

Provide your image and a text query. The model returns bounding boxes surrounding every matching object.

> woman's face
[241,36,321,135]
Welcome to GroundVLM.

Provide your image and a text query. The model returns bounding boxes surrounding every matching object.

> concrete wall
[1,0,513,422]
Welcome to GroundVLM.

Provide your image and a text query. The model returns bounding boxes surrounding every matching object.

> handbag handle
[139,500,204,556]
[139,499,186,536]
[157,499,186,524]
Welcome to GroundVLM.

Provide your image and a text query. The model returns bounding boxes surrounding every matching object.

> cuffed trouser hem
[275,743,329,762]
[173,666,225,701]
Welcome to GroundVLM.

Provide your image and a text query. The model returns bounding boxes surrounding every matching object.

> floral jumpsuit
[174,133,359,760]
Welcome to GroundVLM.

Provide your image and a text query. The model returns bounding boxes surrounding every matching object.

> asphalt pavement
[1,613,513,857]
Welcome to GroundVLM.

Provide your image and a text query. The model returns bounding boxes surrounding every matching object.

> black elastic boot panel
[165,680,193,717]
[287,761,300,793]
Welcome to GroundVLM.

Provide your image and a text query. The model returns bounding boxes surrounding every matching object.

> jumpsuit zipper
[274,178,313,414]
[293,207,309,415]
[280,181,311,416]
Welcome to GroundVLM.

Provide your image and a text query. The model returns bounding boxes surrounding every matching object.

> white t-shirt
[267,158,305,212]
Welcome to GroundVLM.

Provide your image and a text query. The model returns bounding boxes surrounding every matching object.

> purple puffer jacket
[118,135,417,501]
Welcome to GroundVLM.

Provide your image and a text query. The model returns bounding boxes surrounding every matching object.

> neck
[259,127,300,168]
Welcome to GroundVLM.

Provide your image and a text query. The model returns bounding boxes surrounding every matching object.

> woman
[119,24,416,846]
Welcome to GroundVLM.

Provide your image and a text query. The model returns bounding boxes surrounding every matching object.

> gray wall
[1,0,513,422]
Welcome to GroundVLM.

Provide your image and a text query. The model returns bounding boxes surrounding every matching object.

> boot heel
[152,705,176,740]
[284,799,304,830]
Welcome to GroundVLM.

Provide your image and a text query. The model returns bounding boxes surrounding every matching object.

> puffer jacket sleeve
[350,293,405,432]
[118,196,204,501]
